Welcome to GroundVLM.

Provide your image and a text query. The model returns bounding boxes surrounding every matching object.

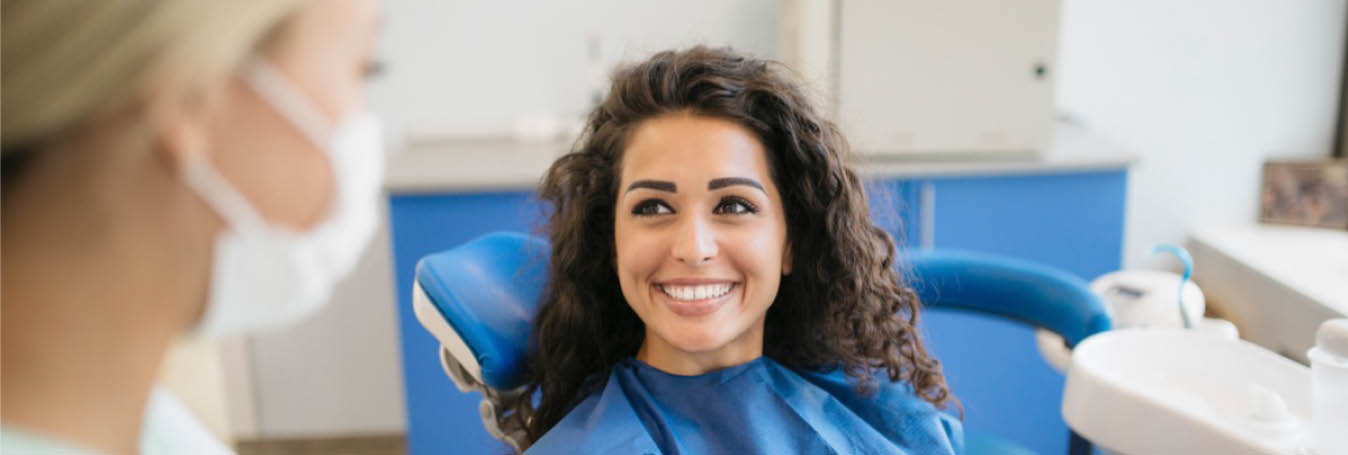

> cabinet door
[839,0,1058,154]
[389,191,543,455]
[921,170,1126,454]
[931,171,1126,276]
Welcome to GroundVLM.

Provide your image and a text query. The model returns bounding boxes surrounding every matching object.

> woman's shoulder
[784,361,965,454]
[525,373,661,455]
[790,362,939,411]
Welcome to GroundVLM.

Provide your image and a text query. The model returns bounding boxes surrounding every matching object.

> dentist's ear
[147,79,226,170]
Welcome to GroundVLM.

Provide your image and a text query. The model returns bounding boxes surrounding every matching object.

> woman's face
[614,113,791,372]
[204,0,380,229]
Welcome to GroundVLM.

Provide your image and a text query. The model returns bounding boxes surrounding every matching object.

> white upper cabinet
[784,0,1060,156]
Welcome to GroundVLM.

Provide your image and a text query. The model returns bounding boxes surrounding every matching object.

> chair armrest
[904,249,1112,347]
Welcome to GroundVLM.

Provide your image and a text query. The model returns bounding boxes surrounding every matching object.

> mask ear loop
[238,57,347,231]
[1151,243,1195,329]
[180,58,337,237]
[179,147,270,235]
[240,57,334,151]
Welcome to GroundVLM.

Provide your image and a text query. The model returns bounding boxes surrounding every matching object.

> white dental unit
[1042,241,1348,454]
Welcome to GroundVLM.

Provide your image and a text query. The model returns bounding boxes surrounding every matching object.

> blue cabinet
[389,191,542,455]
[920,170,1127,454]
[388,169,1126,455]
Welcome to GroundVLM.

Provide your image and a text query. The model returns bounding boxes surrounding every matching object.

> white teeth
[660,283,733,301]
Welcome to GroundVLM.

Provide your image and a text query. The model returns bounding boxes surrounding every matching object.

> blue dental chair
[411,232,1111,454]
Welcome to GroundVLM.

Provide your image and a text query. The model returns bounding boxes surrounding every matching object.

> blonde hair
[1,0,306,154]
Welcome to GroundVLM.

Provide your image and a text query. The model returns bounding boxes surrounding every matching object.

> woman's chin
[656,321,739,355]
[668,336,729,354]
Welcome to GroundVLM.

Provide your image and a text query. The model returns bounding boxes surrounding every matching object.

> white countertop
[1187,223,1347,362]
[1191,224,1348,315]
[384,121,1137,193]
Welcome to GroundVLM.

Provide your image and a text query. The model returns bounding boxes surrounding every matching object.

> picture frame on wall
[1259,159,1348,229]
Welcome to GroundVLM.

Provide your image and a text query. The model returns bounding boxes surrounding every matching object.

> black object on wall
[1336,4,1348,158]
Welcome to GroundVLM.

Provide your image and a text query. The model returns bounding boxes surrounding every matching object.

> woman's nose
[672,215,718,266]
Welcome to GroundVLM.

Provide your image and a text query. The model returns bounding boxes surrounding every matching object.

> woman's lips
[653,281,739,317]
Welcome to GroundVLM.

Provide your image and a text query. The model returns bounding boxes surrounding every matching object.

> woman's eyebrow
[708,177,765,194]
[625,179,677,193]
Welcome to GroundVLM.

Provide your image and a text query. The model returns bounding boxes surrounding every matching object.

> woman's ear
[782,241,793,275]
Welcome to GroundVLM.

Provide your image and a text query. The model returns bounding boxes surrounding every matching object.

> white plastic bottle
[1309,318,1348,455]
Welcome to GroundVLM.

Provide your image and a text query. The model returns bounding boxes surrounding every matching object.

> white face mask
[183,58,384,336]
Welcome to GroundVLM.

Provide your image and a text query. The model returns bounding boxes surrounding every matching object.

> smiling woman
[510,46,960,453]
[615,113,792,375]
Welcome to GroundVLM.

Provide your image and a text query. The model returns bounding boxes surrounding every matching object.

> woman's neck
[0,145,217,453]
[635,321,766,376]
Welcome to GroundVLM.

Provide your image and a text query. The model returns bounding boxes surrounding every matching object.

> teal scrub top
[1,427,98,454]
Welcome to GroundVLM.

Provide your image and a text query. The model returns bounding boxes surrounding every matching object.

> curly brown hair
[510,46,951,446]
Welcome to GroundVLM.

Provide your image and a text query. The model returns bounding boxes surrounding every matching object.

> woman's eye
[632,200,673,216]
[714,197,758,215]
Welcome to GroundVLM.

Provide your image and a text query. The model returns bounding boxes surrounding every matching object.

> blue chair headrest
[903,249,1112,347]
[414,232,549,389]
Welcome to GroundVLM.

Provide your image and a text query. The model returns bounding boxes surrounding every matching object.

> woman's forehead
[620,114,772,186]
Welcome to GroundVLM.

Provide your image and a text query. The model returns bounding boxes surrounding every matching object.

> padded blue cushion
[414,232,549,389]
[903,248,1112,347]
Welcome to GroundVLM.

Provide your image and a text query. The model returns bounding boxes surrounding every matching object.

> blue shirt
[528,356,963,454]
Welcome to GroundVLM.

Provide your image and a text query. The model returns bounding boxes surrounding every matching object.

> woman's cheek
[617,230,663,291]
[623,234,655,270]
[742,223,786,268]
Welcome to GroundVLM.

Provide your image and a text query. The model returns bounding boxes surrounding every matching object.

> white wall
[369,0,780,143]
[1055,0,1346,269]
[240,0,779,437]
